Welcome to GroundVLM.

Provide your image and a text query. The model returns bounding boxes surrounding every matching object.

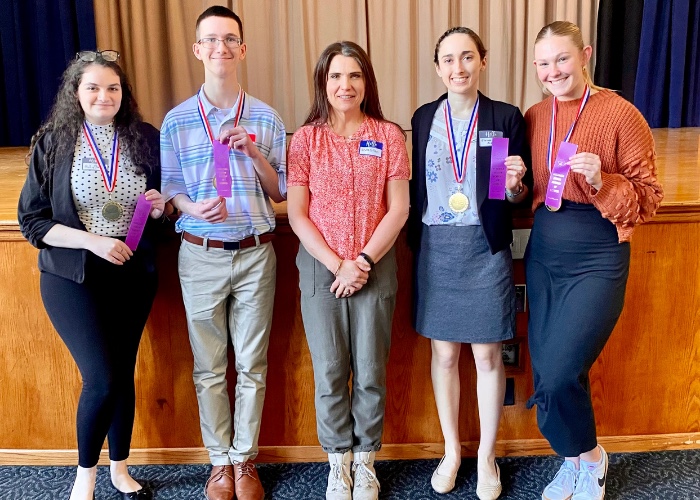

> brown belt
[182,231,274,250]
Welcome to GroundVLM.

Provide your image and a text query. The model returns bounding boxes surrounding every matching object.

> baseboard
[3,432,700,466]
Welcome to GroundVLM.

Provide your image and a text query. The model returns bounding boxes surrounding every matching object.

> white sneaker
[572,446,608,500]
[326,451,353,500]
[542,460,578,500]
[352,451,380,500]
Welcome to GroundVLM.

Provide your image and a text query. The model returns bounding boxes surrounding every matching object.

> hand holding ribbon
[86,234,133,265]
[568,152,602,191]
[504,155,527,192]
[218,126,260,159]
[144,189,165,219]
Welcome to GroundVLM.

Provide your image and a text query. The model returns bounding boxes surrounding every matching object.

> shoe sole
[601,447,608,499]
[546,448,608,500]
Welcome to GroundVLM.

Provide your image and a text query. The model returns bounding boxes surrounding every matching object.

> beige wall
[95,0,598,131]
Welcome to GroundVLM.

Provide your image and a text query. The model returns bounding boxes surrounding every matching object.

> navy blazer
[18,122,162,283]
[408,92,531,255]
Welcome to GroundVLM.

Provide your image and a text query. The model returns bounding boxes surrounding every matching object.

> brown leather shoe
[204,465,234,500]
[233,461,264,500]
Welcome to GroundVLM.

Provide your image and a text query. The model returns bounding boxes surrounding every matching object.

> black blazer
[18,122,162,283]
[408,92,531,254]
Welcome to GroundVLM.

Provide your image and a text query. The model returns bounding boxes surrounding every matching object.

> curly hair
[29,55,155,182]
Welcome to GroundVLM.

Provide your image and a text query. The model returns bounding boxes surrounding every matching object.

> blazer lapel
[416,95,446,209]
[55,144,88,230]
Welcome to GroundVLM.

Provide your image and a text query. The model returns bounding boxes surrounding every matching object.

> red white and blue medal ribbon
[546,85,590,171]
[197,87,245,144]
[444,97,479,185]
[82,122,119,193]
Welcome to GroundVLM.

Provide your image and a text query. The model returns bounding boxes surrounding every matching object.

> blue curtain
[634,0,700,128]
[594,0,644,103]
[0,0,96,146]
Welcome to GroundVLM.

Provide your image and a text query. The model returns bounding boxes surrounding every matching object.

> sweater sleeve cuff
[590,171,623,210]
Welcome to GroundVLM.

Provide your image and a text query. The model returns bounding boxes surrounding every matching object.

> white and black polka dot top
[70,122,147,236]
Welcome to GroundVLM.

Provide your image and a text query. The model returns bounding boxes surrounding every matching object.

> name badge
[479,130,504,147]
[81,157,99,171]
[359,140,383,158]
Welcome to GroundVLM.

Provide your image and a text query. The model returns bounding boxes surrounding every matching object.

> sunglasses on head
[75,50,120,63]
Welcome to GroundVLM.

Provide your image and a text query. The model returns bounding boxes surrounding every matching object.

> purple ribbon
[125,194,152,250]
[488,137,509,199]
[213,141,233,197]
[544,141,578,211]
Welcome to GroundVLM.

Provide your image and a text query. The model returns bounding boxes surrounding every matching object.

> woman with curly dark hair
[18,51,167,500]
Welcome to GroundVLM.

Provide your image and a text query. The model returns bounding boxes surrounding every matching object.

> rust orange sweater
[525,89,664,242]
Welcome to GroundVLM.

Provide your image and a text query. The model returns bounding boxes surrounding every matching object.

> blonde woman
[524,21,663,500]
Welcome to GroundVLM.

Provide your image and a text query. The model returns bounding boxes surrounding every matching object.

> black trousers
[525,202,630,457]
[40,253,157,468]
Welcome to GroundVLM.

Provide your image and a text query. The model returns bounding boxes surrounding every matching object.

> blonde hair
[535,21,605,94]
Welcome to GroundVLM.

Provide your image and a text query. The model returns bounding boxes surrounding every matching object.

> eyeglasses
[197,37,243,49]
[76,50,120,62]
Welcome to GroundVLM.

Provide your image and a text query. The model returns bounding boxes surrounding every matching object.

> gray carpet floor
[2,450,700,499]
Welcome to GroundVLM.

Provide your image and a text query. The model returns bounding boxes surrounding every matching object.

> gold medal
[102,200,124,221]
[212,176,217,189]
[545,201,561,212]
[448,192,469,213]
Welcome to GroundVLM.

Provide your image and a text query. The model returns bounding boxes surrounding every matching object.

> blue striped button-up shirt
[161,86,286,241]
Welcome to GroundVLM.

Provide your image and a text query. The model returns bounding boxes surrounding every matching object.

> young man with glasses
[160,6,286,500]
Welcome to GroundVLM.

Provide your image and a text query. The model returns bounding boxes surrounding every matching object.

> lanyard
[444,97,479,184]
[547,85,590,171]
[82,122,119,193]
[197,86,245,143]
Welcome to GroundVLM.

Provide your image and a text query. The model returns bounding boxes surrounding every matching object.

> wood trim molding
[2,200,698,242]
[3,433,700,466]
[648,202,700,223]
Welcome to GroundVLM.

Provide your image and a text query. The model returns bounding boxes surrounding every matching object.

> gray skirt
[414,224,515,343]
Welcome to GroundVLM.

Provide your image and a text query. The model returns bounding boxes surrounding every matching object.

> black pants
[525,202,630,457]
[40,253,157,468]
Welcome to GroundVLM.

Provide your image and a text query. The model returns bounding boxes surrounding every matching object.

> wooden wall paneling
[590,222,700,437]
[130,233,203,449]
[1,128,700,462]
[0,241,79,449]
[258,230,319,447]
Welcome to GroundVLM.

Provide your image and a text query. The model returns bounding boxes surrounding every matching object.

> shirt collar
[197,84,249,121]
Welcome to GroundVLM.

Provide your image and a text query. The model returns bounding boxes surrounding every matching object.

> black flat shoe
[119,490,152,500]
[111,481,152,500]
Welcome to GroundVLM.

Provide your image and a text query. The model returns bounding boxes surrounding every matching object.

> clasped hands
[330,256,372,298]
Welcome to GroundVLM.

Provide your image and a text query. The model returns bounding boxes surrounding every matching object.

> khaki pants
[297,245,398,453]
[179,239,276,465]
